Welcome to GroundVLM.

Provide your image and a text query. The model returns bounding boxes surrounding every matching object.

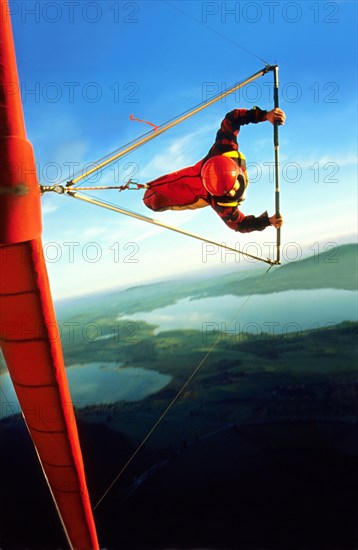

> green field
[5,241,355,443]
[69,320,358,449]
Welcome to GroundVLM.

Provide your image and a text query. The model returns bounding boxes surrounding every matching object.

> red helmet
[201,155,242,196]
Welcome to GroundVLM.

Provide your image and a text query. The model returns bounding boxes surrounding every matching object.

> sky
[9,0,358,300]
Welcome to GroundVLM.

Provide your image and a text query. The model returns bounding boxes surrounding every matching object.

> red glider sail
[0,2,99,548]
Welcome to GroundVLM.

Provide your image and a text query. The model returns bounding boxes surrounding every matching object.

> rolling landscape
[0,243,357,549]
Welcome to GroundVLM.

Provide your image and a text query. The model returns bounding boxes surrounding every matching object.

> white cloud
[78,204,205,251]
[42,201,59,215]
[140,123,218,181]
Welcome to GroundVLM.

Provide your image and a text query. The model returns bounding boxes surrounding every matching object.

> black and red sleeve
[209,198,271,233]
[208,106,267,156]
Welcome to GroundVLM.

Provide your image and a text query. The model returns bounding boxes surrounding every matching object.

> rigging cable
[43,65,281,265]
[60,66,272,187]
[162,1,271,66]
[0,384,17,416]
[64,189,277,266]
[93,262,274,511]
[41,64,282,509]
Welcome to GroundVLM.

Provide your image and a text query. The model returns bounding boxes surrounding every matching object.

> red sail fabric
[0,241,99,549]
[0,1,100,548]
[0,0,41,242]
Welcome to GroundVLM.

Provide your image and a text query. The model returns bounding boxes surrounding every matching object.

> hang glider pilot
[143,106,285,233]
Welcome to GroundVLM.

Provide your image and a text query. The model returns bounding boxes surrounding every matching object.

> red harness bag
[143,160,209,211]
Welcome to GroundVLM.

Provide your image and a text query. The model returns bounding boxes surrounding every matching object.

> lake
[120,289,358,337]
[2,288,356,419]
[0,363,172,419]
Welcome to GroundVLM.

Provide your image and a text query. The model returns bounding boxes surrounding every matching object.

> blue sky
[10,0,358,299]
